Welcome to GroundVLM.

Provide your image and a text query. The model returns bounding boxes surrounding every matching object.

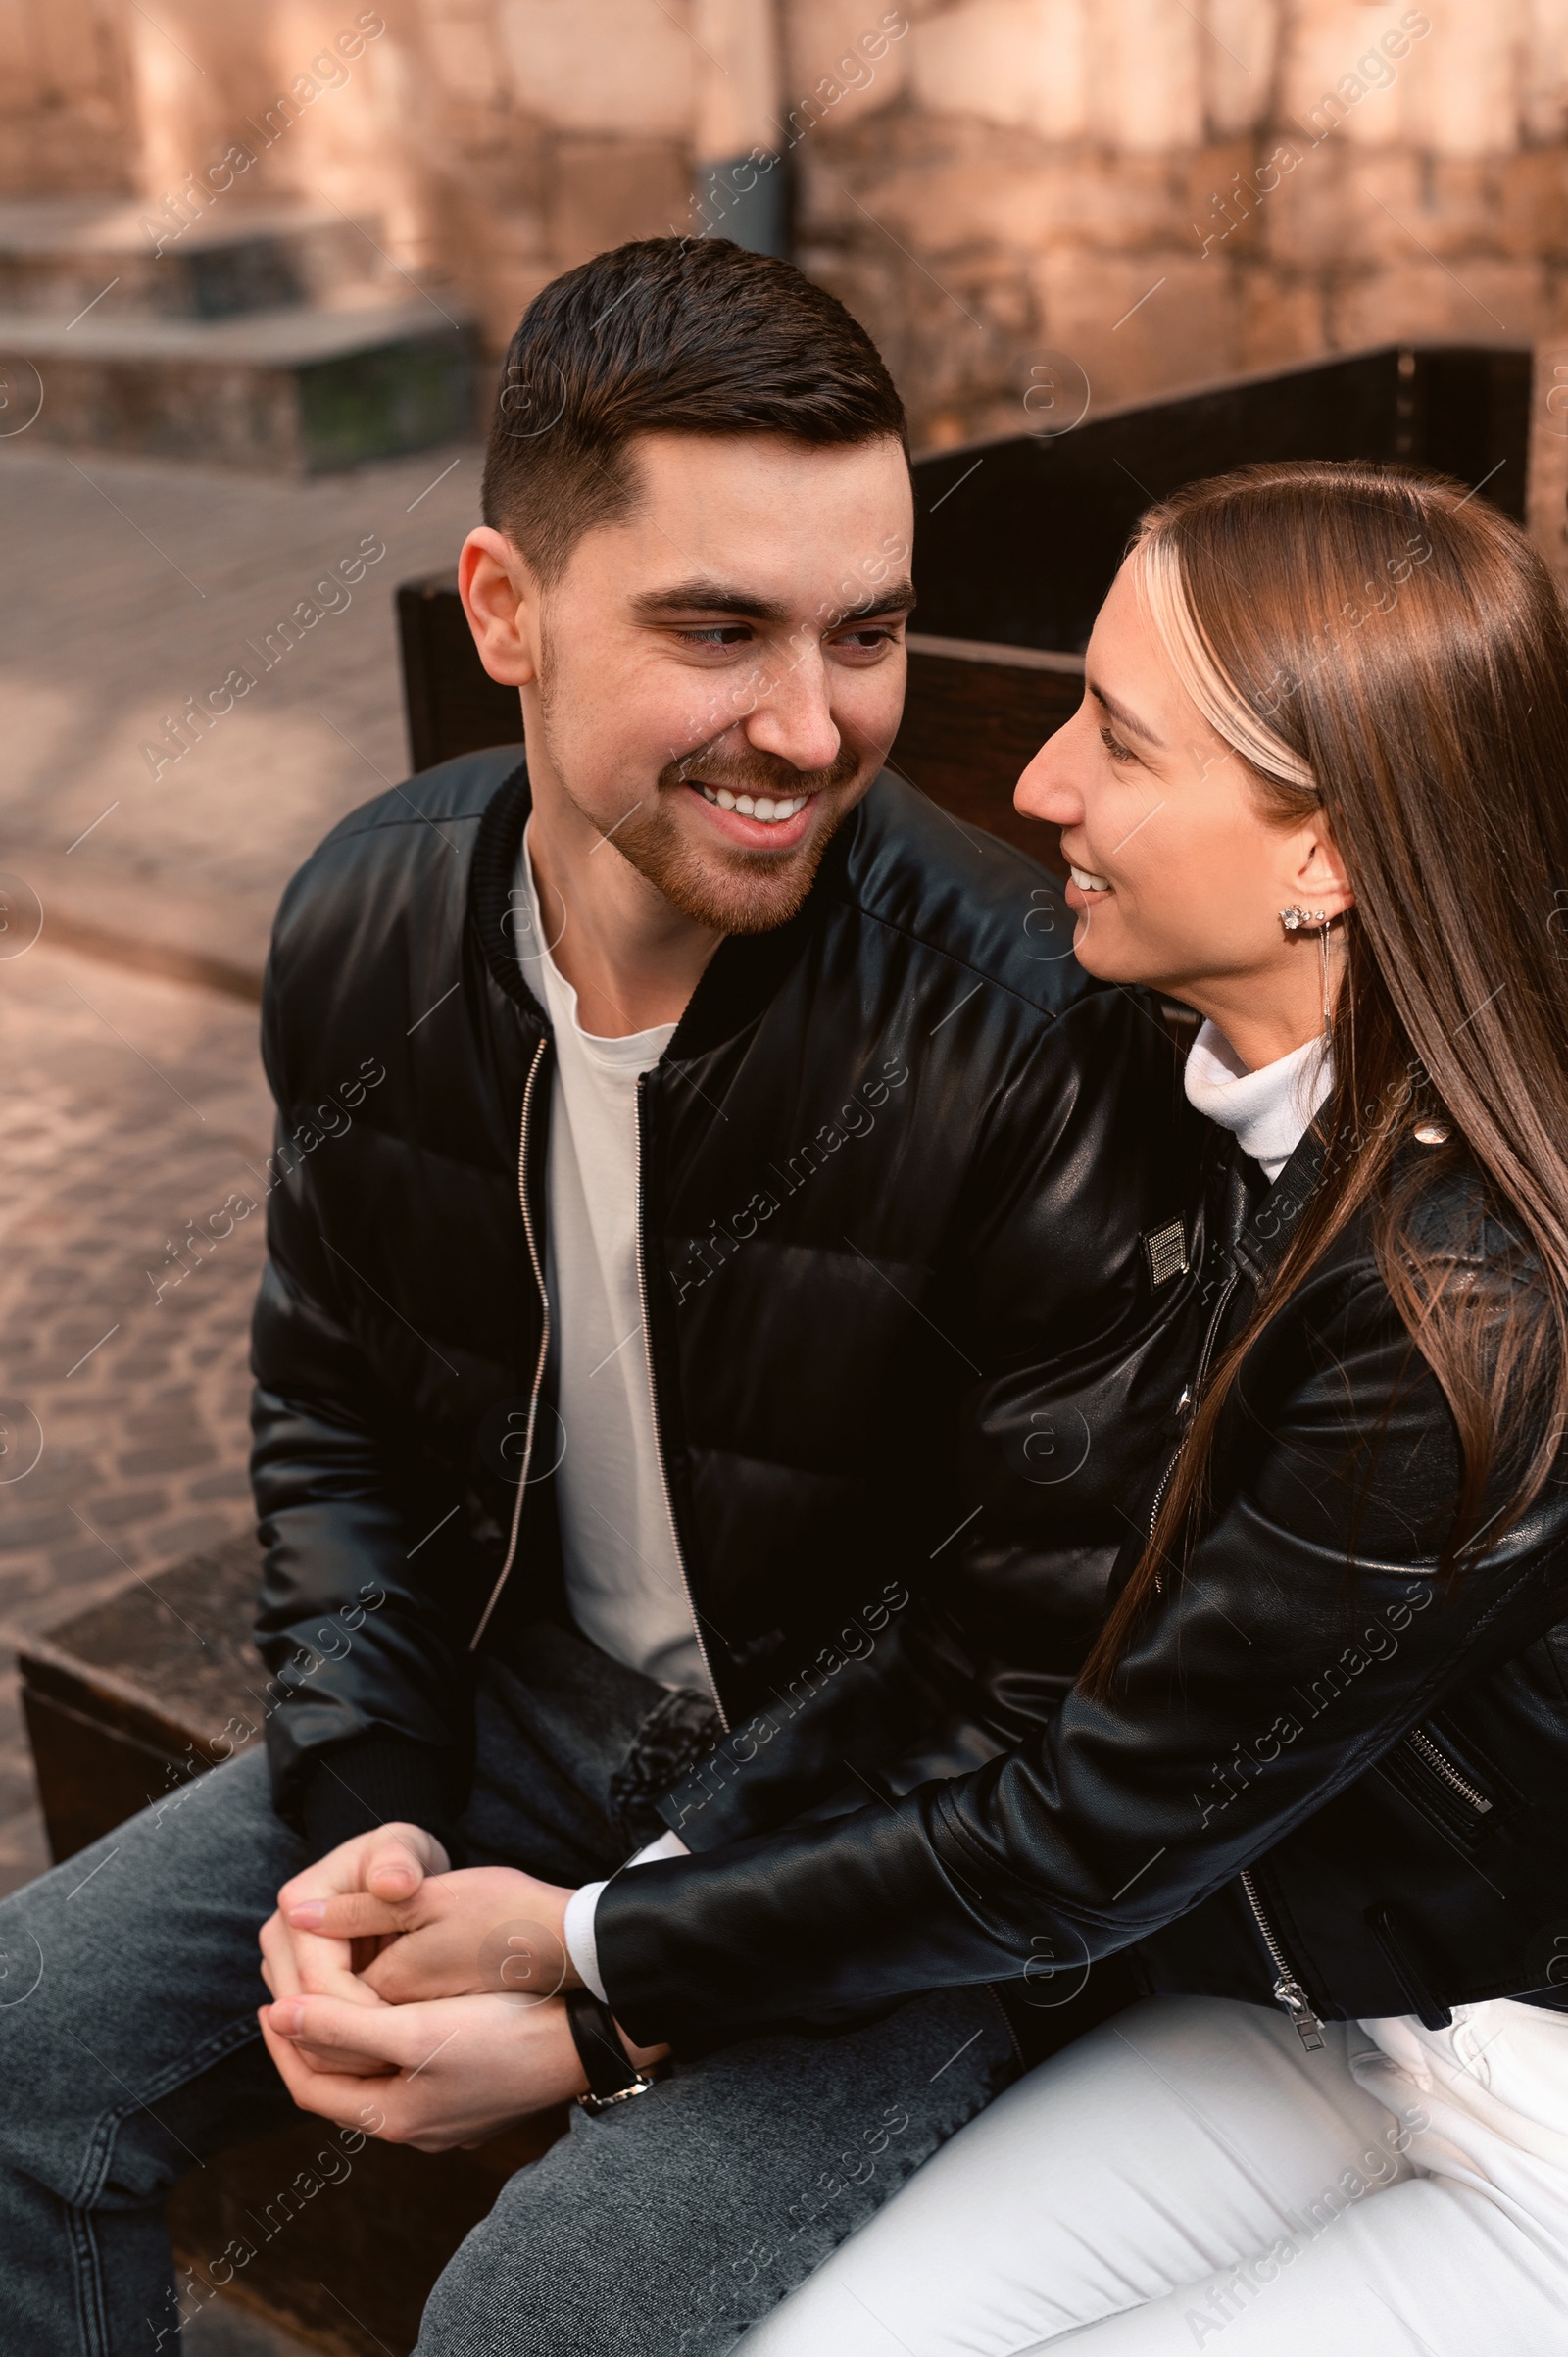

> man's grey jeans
[0,1633,1014,2354]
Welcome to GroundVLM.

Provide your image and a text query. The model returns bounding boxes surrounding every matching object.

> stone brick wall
[0,0,140,193]
[6,0,1568,446]
[793,0,1568,445]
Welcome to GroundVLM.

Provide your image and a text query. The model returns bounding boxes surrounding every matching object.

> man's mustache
[662,740,862,801]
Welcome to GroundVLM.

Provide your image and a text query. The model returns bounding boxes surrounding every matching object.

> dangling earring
[1280,907,1334,1033]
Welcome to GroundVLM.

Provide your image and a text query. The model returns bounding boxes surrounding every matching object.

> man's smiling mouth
[695,782,810,825]
[1069,863,1113,893]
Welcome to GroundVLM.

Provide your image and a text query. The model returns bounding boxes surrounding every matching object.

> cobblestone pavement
[0,437,494,1894]
[0,937,274,1894]
[0,435,486,979]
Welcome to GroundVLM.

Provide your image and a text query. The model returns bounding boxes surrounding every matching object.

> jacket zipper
[635,1078,729,1729]
[470,1034,552,1649]
[1240,1868,1325,2049]
[1404,1727,1492,1814]
[1147,1454,1180,1594]
[1152,1271,1238,1591]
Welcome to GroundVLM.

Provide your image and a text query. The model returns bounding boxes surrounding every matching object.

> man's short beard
[629,741,863,933]
[540,662,865,934]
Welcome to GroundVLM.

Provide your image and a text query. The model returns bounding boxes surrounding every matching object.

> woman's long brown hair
[1081,461,1568,1699]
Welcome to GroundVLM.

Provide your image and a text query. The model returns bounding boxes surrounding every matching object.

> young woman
[722,461,1568,2352]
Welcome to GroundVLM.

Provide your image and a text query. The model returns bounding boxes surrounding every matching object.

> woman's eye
[1099,725,1137,765]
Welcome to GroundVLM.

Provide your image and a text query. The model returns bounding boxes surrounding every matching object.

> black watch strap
[564,1987,657,2112]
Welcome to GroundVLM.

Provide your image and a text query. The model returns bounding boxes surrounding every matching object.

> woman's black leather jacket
[598,1123,1568,2048]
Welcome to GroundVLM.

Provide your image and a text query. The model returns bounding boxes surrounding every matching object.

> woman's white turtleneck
[1182,1019,1333,1182]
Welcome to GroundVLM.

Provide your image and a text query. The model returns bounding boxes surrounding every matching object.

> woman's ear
[1285,818,1355,920]
[458,527,541,688]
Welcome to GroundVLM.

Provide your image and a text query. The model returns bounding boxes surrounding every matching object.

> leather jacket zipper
[1404,1726,1492,1814]
[1152,1270,1238,1592]
[635,1077,728,1728]
[1147,1450,1180,1569]
[470,1034,552,1649]
[1240,1868,1326,2050]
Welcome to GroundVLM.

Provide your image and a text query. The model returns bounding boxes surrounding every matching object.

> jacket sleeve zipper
[470,1033,552,1650]
[1239,1866,1326,2049]
[635,1076,728,1729]
[1404,1726,1492,1813]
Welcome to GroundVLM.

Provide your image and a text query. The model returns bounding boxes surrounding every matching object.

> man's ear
[1285,817,1355,921]
[458,527,541,688]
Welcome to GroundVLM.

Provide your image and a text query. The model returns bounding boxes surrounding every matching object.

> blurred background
[3,5,1568,2346]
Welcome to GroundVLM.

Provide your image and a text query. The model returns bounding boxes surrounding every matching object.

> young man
[0,239,1201,2353]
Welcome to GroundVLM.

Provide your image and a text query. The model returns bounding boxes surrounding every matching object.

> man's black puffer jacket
[596,1124,1568,2047]
[250,751,1207,1854]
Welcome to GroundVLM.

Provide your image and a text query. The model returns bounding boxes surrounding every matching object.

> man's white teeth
[699,784,808,824]
[1069,864,1112,893]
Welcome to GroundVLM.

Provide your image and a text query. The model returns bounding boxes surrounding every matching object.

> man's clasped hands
[257,1827,668,2150]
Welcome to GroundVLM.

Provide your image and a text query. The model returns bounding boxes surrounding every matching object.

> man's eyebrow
[1088,679,1160,745]
[631,579,790,622]
[829,579,917,625]
[628,576,917,626]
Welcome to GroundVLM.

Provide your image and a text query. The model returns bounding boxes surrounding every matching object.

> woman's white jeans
[736,1994,1568,2356]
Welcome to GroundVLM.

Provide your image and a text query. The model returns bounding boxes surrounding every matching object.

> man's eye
[1099,725,1137,765]
[678,626,752,648]
[835,628,897,651]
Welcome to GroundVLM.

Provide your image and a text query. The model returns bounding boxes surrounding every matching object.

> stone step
[0,293,480,472]
[0,195,385,322]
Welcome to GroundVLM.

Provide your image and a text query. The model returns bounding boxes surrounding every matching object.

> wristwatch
[564,1987,660,2113]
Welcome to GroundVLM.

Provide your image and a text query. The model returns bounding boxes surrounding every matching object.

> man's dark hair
[481,237,907,583]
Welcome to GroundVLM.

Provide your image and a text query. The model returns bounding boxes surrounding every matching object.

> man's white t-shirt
[514,829,710,1697]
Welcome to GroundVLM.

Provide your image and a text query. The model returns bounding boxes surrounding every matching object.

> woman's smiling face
[1013,561,1352,1067]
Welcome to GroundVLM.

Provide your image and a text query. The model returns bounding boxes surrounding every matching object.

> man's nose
[739,652,843,778]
